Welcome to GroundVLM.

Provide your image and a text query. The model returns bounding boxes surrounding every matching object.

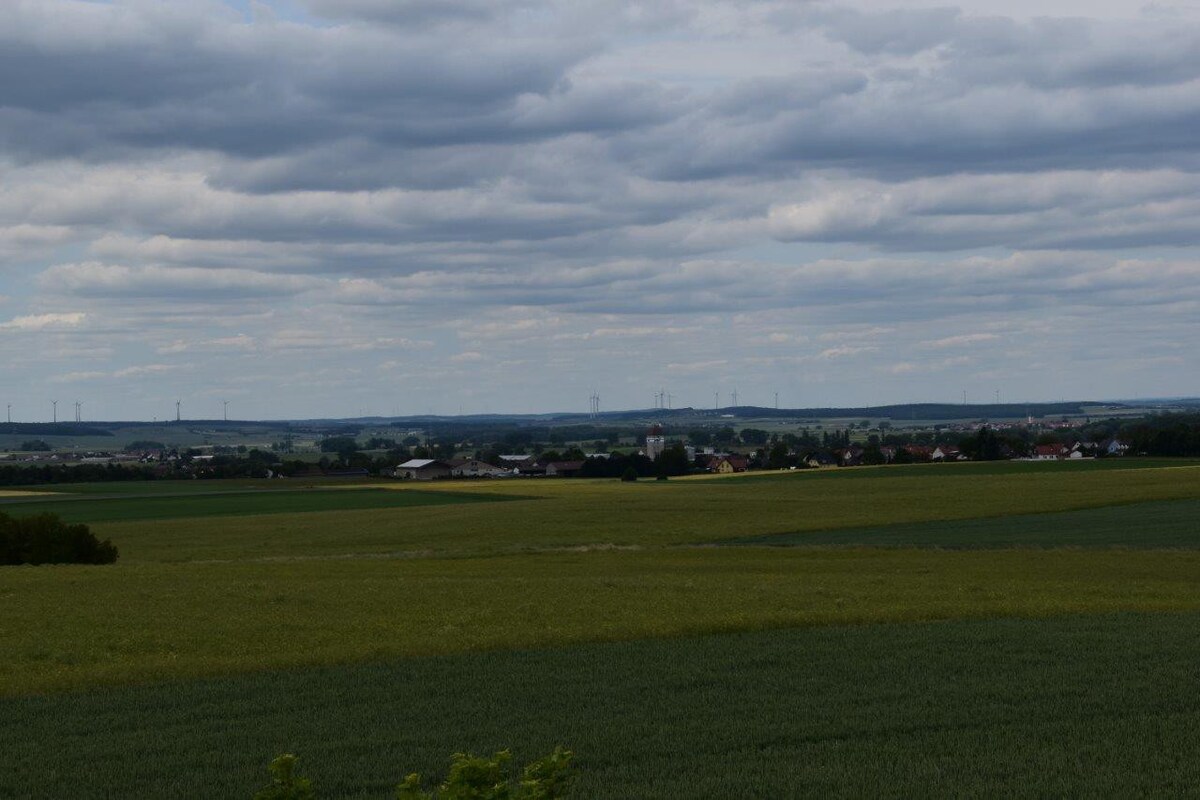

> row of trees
[1122,413,1200,456]
[0,462,162,486]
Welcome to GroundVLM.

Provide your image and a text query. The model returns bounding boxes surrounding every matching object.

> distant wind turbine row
[0,399,235,423]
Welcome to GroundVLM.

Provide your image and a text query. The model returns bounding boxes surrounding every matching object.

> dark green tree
[713,426,737,445]
[656,442,690,476]
[739,428,770,446]
[767,441,791,469]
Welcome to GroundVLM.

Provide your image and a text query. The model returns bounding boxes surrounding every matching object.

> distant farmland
[2,458,1200,797]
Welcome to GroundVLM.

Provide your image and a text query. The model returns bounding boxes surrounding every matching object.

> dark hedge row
[0,512,117,565]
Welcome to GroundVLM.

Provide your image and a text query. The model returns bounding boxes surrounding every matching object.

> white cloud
[112,364,179,378]
[0,312,86,330]
[922,333,1002,349]
[49,370,107,383]
[49,364,180,383]
[39,263,321,299]
[666,359,728,374]
[818,345,878,359]
[156,334,258,354]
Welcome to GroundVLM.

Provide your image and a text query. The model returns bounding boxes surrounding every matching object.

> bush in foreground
[0,512,118,565]
[253,755,314,800]
[254,749,574,800]
[398,747,574,799]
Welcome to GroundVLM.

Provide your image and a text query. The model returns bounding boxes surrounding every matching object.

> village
[388,424,1134,480]
[0,418,1138,483]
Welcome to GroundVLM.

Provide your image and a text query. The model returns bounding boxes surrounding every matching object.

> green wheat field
[3,459,1200,797]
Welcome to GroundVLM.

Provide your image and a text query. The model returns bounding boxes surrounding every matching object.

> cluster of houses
[827,438,1130,467]
[392,450,753,480]
[0,449,164,465]
[1030,439,1129,460]
[392,455,586,480]
[392,435,1134,480]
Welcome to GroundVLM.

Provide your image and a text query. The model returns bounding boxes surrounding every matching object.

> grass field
[4,459,1200,796]
[4,612,1200,798]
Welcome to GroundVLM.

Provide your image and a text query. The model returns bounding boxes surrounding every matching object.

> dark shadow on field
[4,612,1200,798]
[0,487,532,524]
[722,498,1200,550]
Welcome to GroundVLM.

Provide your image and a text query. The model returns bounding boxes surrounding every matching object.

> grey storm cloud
[1,0,1198,416]
[6,2,1197,181]
[0,1,593,163]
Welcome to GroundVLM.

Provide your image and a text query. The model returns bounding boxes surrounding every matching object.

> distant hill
[4,399,1189,433]
[0,423,114,437]
[531,401,1120,423]
[679,402,1105,421]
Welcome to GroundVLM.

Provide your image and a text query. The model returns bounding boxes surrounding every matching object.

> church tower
[645,422,666,461]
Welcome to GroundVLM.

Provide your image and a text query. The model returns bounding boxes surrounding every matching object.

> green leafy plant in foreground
[251,748,572,799]
[397,747,574,800]
[254,754,315,800]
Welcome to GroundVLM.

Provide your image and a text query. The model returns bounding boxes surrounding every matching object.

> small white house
[449,459,506,478]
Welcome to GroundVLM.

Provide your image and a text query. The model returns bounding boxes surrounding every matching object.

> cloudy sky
[2,0,1199,420]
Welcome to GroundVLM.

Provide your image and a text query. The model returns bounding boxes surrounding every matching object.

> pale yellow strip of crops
[4,547,1200,696]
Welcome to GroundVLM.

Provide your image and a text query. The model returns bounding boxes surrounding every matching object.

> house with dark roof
[545,460,585,477]
[838,446,865,466]
[1100,438,1129,456]
[1032,444,1065,460]
[498,454,542,474]
[394,458,453,480]
[903,445,934,461]
[707,455,748,473]
[802,452,836,468]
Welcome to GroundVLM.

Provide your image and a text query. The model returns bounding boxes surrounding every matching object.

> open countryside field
[8,547,1200,695]
[6,612,1200,799]
[25,459,1200,563]
[3,458,1200,796]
